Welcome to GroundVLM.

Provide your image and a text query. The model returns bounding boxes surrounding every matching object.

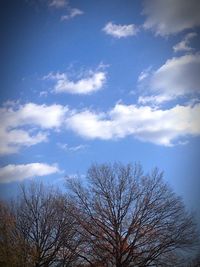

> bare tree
[0,201,19,267]
[66,163,198,267]
[15,182,81,267]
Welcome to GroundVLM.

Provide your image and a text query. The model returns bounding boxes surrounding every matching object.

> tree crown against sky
[66,162,199,266]
[0,162,199,267]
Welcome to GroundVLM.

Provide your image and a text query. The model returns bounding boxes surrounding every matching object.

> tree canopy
[66,163,198,267]
[0,162,199,266]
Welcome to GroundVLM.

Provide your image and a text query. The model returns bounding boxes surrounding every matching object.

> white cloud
[103,22,139,38]
[65,103,200,146]
[143,0,200,36]
[66,110,112,140]
[138,54,200,104]
[49,0,67,8]
[1,102,67,129]
[61,8,84,21]
[0,163,60,183]
[173,32,197,53]
[45,70,106,94]
[0,130,48,155]
[1,99,199,153]
[0,102,67,155]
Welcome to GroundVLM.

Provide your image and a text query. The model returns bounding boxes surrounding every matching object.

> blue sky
[0,0,200,222]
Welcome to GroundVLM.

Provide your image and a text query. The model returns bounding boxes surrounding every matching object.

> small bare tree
[66,163,198,267]
[0,201,19,267]
[15,182,81,267]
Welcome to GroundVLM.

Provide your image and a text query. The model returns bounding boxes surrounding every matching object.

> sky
[0,0,200,224]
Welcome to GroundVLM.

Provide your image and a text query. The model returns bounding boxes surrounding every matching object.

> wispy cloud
[0,163,60,183]
[137,67,152,82]
[39,90,48,97]
[57,143,87,152]
[138,95,172,105]
[48,0,83,21]
[44,68,106,95]
[173,32,197,53]
[103,22,139,38]
[66,103,200,146]
[61,8,84,21]
[138,53,200,104]
[48,0,68,8]
[143,0,200,36]
[48,0,84,21]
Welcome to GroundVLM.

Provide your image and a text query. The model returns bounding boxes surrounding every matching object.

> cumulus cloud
[0,102,67,155]
[61,8,84,21]
[65,103,200,146]
[1,99,199,152]
[143,0,200,36]
[0,130,47,155]
[45,70,106,94]
[138,54,200,104]
[0,163,60,183]
[173,32,197,53]
[103,22,139,38]
[66,110,112,139]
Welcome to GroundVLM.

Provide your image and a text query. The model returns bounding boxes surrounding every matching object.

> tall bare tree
[66,163,198,267]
